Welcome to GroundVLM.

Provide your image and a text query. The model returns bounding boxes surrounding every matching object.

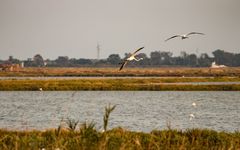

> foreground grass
[0,128,239,149]
[1,67,240,77]
[0,77,240,91]
[0,102,239,149]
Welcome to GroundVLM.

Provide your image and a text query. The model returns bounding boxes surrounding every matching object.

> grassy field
[0,77,240,91]
[1,67,240,77]
[1,67,240,91]
[0,127,240,149]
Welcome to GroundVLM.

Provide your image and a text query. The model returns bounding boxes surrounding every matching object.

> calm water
[0,91,239,132]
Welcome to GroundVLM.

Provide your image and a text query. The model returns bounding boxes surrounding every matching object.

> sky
[0,0,240,60]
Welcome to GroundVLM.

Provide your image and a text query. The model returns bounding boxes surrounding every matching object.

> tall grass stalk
[66,118,79,131]
[103,104,117,132]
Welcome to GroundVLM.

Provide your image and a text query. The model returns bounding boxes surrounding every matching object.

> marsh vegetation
[0,67,240,77]
[0,77,240,91]
[1,128,240,150]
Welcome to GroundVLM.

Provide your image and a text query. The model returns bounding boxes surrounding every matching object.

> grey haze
[0,0,240,60]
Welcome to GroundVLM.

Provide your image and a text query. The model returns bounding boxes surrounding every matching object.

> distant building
[21,62,24,68]
[210,61,227,68]
[0,64,21,71]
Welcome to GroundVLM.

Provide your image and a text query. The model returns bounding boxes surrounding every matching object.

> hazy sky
[0,0,240,60]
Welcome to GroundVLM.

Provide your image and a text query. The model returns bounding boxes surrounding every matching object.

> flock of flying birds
[119,32,205,71]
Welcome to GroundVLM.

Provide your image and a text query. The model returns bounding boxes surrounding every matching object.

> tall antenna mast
[97,43,100,60]
[196,48,199,66]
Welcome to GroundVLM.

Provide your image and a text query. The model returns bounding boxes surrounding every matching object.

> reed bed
[0,77,240,91]
[1,67,240,77]
[0,127,240,149]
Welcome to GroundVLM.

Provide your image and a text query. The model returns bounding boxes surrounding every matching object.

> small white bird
[189,114,195,120]
[39,88,43,91]
[192,102,196,107]
[165,32,205,42]
[119,47,144,71]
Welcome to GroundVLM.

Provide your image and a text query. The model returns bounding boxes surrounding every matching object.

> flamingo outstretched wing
[119,60,128,71]
[186,32,205,36]
[132,47,144,56]
[165,35,181,42]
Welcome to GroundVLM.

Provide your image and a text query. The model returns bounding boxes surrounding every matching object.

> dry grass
[1,67,240,77]
[1,67,240,90]
[0,128,239,149]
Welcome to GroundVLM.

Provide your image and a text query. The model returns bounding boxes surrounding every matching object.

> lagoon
[0,91,239,132]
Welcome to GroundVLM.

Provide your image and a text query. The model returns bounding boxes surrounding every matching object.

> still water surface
[0,91,239,132]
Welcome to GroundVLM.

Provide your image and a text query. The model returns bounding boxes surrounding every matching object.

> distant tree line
[1,49,240,67]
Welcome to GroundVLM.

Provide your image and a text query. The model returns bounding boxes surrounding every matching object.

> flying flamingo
[119,47,144,71]
[165,32,205,42]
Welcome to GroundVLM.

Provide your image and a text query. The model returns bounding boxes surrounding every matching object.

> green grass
[0,77,240,91]
[0,128,239,149]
